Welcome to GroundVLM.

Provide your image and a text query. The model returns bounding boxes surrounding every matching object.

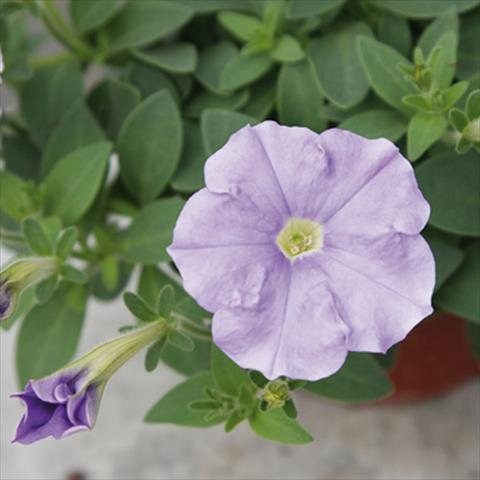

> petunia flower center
[276,218,323,260]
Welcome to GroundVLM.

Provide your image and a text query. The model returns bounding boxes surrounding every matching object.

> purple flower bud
[12,320,167,444]
[11,368,102,444]
[0,280,12,321]
[0,257,58,321]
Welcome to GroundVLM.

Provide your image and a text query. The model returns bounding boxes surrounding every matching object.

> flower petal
[30,367,84,403]
[66,385,100,429]
[318,234,434,353]
[213,257,349,381]
[204,124,291,220]
[169,241,279,313]
[168,188,281,250]
[323,138,429,236]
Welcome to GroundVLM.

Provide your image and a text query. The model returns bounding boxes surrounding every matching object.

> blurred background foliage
[0,0,479,444]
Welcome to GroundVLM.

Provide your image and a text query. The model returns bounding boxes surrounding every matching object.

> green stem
[38,0,93,61]
[175,315,212,341]
[30,51,77,69]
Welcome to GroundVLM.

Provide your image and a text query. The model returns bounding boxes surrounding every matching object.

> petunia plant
[1,0,479,446]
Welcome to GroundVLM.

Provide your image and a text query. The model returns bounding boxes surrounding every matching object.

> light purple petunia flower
[168,122,435,381]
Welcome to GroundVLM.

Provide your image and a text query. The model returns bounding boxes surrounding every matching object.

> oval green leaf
[416,151,480,236]
[120,197,185,265]
[118,90,183,204]
[306,352,394,402]
[308,22,372,109]
[43,142,112,225]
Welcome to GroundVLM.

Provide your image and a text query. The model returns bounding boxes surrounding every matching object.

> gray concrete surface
[1,291,479,480]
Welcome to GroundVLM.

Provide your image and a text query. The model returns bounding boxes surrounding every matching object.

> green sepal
[283,398,298,419]
[224,410,247,432]
[156,284,176,318]
[167,329,195,352]
[35,275,59,304]
[54,226,78,261]
[144,337,167,372]
[466,90,480,120]
[123,291,158,322]
[449,108,468,131]
[441,81,468,111]
[60,264,87,285]
[22,217,53,256]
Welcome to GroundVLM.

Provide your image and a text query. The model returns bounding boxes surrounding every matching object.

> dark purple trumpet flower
[12,319,167,444]
[12,368,102,444]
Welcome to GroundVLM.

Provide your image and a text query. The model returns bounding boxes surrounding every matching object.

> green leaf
[416,151,480,236]
[106,1,193,52]
[120,197,185,265]
[442,81,469,111]
[69,0,121,34]
[436,242,480,323]
[467,90,480,120]
[118,90,183,204]
[20,62,83,148]
[287,0,346,19]
[35,275,58,304]
[423,229,464,291]
[168,330,195,352]
[221,52,273,90]
[91,261,132,301]
[22,218,53,256]
[145,372,224,427]
[339,109,407,142]
[242,72,276,119]
[401,94,431,113]
[418,7,458,56]
[124,61,180,102]
[16,284,87,386]
[377,12,412,57]
[195,41,238,95]
[132,43,198,74]
[277,60,325,132]
[186,89,250,120]
[176,0,250,13]
[0,171,35,220]
[42,100,105,175]
[2,133,41,181]
[211,345,251,396]
[407,113,448,161]
[357,36,414,114]
[271,35,305,63]
[60,264,87,285]
[55,226,78,261]
[201,108,258,155]
[306,352,394,402]
[123,291,158,322]
[308,22,372,109]
[429,31,457,90]
[249,407,313,444]
[218,11,263,42]
[88,79,141,140]
[370,0,479,18]
[458,10,480,80]
[43,142,112,225]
